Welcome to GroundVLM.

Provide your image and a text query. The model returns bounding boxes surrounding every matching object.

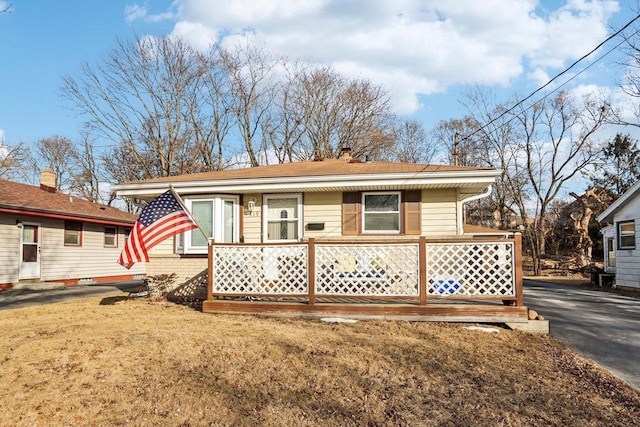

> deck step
[506,319,550,334]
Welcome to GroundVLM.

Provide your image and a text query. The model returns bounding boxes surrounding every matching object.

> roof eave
[597,180,640,223]
[114,170,502,198]
[0,206,136,226]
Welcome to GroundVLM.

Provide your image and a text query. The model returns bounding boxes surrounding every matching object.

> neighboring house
[597,180,640,290]
[0,168,145,289]
[113,152,506,279]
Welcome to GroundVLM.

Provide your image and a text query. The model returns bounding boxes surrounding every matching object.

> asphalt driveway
[0,281,142,311]
[524,279,640,390]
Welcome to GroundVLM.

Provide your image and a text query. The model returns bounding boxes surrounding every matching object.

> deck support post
[207,239,215,301]
[307,238,316,305]
[419,236,427,305]
[514,233,524,307]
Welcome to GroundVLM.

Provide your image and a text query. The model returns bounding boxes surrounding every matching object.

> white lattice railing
[315,244,419,296]
[210,238,520,302]
[212,245,308,295]
[425,242,515,298]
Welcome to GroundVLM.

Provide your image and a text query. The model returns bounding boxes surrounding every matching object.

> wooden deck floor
[202,297,528,323]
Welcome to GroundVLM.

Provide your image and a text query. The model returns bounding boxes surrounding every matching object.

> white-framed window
[177,195,239,254]
[361,191,401,234]
[263,194,302,242]
[618,220,635,249]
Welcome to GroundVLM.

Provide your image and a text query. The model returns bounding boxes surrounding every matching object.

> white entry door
[19,223,41,280]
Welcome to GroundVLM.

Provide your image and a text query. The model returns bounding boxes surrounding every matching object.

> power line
[460,12,640,142]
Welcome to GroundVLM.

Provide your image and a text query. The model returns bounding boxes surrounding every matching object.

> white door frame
[19,222,41,280]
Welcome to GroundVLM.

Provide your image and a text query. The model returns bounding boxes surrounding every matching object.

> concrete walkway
[0,281,142,311]
[524,279,640,390]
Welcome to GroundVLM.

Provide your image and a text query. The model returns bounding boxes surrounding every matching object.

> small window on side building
[104,226,117,247]
[618,221,635,250]
[64,221,82,246]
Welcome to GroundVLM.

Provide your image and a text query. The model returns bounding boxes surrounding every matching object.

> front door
[19,223,41,280]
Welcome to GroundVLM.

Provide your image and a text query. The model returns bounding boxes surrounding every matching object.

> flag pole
[168,185,210,242]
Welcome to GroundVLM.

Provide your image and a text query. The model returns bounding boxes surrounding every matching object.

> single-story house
[598,180,640,290]
[0,168,145,289]
[114,152,527,322]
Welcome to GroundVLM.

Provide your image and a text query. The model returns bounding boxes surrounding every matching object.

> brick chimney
[40,167,56,193]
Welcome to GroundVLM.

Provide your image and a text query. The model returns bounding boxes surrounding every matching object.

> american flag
[119,190,198,269]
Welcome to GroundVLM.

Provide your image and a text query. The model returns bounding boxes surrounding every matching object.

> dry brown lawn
[1,295,639,426]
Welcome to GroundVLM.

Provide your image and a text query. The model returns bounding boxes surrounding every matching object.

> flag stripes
[118,191,198,269]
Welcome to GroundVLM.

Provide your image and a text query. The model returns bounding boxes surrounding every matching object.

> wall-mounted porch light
[247,197,257,215]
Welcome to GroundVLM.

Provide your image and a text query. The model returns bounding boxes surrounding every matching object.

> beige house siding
[0,213,144,284]
[303,192,343,239]
[147,254,207,283]
[422,189,458,236]
[149,236,176,255]
[242,193,262,243]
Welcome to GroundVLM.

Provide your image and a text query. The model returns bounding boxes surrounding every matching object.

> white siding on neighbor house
[303,192,343,238]
[0,214,144,284]
[39,220,145,282]
[612,195,640,289]
[601,225,616,274]
[422,189,458,236]
[0,215,21,284]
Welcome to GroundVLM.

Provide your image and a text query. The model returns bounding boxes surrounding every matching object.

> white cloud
[125,1,179,23]
[124,4,147,23]
[170,21,218,51]
[165,0,619,114]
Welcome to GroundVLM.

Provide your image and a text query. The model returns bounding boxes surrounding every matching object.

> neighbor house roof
[463,224,512,236]
[597,180,640,223]
[113,158,501,201]
[0,178,137,226]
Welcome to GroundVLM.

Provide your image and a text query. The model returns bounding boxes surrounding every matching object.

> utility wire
[460,12,640,142]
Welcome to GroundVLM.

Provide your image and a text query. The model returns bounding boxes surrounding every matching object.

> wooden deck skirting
[204,234,527,323]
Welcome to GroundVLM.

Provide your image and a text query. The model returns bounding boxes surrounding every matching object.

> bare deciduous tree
[0,141,28,181]
[69,131,103,203]
[33,135,80,191]
[62,36,205,180]
[389,119,436,164]
[219,43,281,166]
[458,88,610,274]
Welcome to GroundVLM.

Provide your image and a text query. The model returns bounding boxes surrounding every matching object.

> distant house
[597,180,640,290]
[0,168,145,289]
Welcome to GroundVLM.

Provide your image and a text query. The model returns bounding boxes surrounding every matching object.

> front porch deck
[204,236,528,323]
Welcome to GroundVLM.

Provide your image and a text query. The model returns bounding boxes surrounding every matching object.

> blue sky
[0,0,638,154]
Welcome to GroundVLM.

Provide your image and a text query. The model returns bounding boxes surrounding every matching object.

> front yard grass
[0,296,638,426]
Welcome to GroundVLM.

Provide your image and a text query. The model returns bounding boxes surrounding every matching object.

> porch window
[178,196,239,254]
[64,221,82,246]
[606,238,616,268]
[264,194,301,241]
[618,221,635,249]
[104,226,117,247]
[362,192,400,233]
